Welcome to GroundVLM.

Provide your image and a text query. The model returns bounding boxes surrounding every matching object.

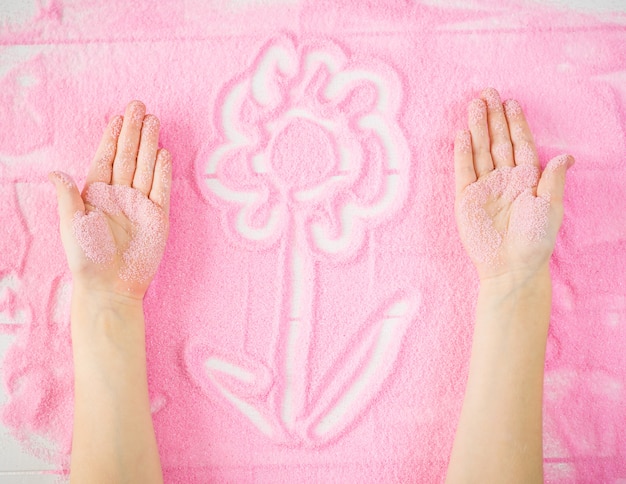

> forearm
[70,286,163,484]
[446,266,552,484]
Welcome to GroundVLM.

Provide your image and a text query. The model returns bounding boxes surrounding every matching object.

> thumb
[536,154,575,204]
[48,171,85,225]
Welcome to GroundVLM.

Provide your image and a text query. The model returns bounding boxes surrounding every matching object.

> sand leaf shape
[303,296,418,443]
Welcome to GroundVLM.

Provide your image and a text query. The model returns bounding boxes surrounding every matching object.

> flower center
[270,118,336,191]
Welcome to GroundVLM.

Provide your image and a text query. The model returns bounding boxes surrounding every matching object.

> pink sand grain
[481,88,501,110]
[492,143,511,162]
[509,189,550,242]
[76,183,168,283]
[547,154,571,171]
[72,210,116,265]
[504,99,522,118]
[515,142,536,165]
[459,163,547,265]
[456,130,471,153]
[503,163,539,202]
[130,102,145,125]
[458,180,502,265]
[143,116,160,136]
[157,152,172,206]
[512,124,524,139]
[468,99,485,126]
[109,115,123,138]
[494,121,506,134]
[52,171,74,189]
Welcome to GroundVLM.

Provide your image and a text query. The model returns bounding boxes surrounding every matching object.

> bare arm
[447,87,574,483]
[446,267,551,483]
[49,100,171,483]
[70,288,163,483]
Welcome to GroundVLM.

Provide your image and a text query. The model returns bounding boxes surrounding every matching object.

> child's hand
[454,88,574,282]
[49,100,171,300]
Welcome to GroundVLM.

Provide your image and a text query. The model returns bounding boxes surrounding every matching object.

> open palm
[454,88,574,282]
[49,101,172,299]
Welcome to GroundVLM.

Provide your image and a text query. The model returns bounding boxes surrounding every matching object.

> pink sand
[73,183,168,283]
[1,0,625,482]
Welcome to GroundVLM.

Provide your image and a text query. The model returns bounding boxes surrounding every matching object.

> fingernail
[567,155,575,169]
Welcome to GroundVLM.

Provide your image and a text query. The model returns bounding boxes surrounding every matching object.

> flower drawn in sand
[190,35,418,445]
[0,273,32,331]
[0,54,52,159]
[0,184,31,335]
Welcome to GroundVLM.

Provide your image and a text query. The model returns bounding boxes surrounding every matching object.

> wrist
[71,283,146,349]
[479,264,551,292]
[71,283,144,311]
[476,264,552,334]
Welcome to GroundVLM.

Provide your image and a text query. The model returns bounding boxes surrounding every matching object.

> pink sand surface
[1,0,625,482]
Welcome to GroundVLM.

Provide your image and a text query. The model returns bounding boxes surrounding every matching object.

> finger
[48,171,86,227]
[112,100,146,186]
[149,149,172,218]
[504,99,540,169]
[537,154,575,204]
[454,130,476,198]
[480,87,514,169]
[468,98,493,178]
[132,115,160,196]
[83,115,123,193]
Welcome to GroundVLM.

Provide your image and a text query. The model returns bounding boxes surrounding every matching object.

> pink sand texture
[1,1,626,483]
[72,182,168,282]
[457,163,550,266]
